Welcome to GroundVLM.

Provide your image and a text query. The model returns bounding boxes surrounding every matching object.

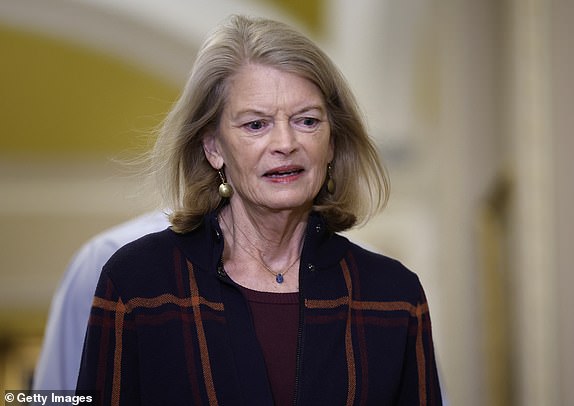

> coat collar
[169,210,350,277]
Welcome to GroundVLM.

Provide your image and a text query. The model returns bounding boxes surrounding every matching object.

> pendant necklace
[220,215,301,284]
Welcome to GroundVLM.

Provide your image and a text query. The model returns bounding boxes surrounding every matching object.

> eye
[293,116,320,131]
[243,120,268,132]
[302,117,319,127]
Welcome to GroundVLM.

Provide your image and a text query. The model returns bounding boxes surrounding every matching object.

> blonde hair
[149,15,389,233]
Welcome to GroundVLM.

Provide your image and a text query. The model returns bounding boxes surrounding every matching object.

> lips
[263,166,304,178]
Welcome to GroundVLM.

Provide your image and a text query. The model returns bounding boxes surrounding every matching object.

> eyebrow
[293,105,327,115]
[231,108,271,118]
[231,105,327,120]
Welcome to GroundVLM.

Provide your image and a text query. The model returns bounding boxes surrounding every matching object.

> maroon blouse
[240,286,299,406]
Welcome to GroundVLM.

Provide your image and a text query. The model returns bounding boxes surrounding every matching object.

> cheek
[222,150,260,185]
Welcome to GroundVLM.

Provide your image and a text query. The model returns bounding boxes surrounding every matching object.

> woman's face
[203,64,334,213]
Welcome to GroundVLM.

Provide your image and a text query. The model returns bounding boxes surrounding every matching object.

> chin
[261,196,314,212]
[247,186,319,212]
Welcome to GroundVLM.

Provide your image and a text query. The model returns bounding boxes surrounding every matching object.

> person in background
[32,211,169,391]
[77,15,442,405]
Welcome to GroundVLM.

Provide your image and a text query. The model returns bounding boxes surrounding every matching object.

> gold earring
[327,163,335,194]
[218,169,233,198]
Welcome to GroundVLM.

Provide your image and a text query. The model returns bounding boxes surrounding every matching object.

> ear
[328,136,335,163]
[202,131,224,170]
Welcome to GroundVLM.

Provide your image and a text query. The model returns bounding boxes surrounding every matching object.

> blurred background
[0,0,572,405]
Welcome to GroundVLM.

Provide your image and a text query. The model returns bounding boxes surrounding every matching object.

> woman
[77,15,442,405]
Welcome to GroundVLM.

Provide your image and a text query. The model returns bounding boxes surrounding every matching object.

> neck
[218,202,308,291]
[222,201,308,260]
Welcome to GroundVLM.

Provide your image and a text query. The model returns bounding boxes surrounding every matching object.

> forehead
[224,64,325,114]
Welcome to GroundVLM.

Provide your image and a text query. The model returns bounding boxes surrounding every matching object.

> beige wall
[551,1,574,405]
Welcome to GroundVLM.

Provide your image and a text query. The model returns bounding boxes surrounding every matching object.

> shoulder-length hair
[149,14,389,233]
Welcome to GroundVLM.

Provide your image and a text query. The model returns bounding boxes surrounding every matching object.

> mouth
[263,166,305,179]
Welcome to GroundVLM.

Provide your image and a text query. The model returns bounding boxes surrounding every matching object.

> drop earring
[327,163,335,194]
[218,169,234,198]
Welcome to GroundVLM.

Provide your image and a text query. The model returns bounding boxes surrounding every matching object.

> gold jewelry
[218,169,233,198]
[327,163,335,194]
[220,215,300,284]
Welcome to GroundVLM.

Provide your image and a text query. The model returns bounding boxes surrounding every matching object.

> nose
[271,121,298,155]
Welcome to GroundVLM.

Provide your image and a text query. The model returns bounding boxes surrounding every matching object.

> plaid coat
[77,212,442,405]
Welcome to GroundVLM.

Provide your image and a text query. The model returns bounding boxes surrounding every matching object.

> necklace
[220,215,301,284]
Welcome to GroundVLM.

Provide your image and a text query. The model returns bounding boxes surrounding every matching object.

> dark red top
[240,286,299,406]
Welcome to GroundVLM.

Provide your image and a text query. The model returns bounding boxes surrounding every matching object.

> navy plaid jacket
[77,211,442,405]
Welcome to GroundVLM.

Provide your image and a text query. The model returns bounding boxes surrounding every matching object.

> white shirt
[33,211,170,390]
